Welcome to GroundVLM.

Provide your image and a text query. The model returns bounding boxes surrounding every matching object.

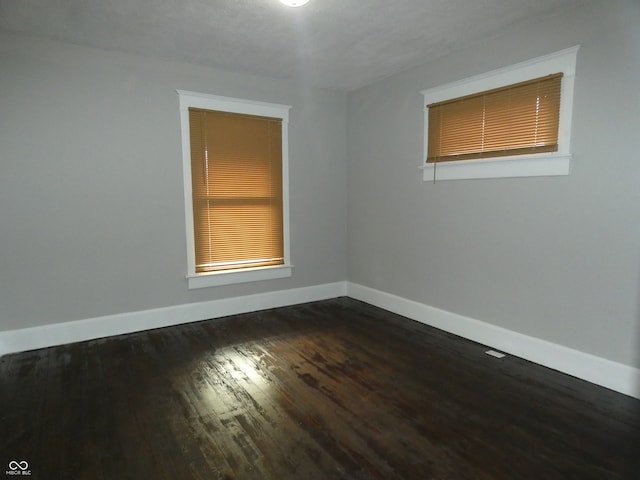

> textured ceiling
[0,0,586,91]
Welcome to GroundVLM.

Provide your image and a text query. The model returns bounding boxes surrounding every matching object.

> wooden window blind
[427,73,563,163]
[189,108,284,273]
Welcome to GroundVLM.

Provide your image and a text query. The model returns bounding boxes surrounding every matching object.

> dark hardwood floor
[1,298,639,479]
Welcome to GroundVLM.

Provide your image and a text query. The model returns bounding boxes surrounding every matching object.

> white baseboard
[2,279,638,399]
[347,282,640,399]
[0,281,348,357]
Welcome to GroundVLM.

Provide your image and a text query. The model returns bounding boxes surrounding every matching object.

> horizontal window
[421,46,579,181]
[427,73,562,163]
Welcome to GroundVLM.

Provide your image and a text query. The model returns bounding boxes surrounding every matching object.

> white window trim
[420,46,579,181]
[177,90,293,289]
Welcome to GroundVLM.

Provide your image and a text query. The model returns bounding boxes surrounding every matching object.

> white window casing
[177,90,292,289]
[420,46,579,181]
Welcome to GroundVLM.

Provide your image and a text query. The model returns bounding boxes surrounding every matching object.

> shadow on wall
[636,256,640,393]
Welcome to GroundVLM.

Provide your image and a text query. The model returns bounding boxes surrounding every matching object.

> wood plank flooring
[1,298,639,479]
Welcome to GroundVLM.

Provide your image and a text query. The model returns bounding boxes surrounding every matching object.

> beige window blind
[189,108,284,273]
[427,73,563,163]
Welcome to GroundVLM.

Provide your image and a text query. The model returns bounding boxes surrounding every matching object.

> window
[421,46,579,181]
[427,74,562,162]
[178,91,292,289]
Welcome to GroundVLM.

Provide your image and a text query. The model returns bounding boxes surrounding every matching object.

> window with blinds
[427,73,563,163]
[188,108,284,273]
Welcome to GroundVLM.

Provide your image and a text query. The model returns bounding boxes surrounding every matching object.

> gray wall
[0,32,348,330]
[2,0,639,373]
[347,0,640,368]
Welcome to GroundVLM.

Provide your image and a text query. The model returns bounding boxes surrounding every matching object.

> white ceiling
[0,0,587,91]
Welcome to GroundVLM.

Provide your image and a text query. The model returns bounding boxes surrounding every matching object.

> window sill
[420,152,571,181]
[187,264,293,289]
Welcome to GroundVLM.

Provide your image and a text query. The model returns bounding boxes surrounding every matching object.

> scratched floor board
[264,308,506,478]
[209,313,355,478]
[1,297,639,479]
[248,311,442,478]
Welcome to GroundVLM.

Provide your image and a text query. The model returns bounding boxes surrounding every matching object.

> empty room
[1,0,639,478]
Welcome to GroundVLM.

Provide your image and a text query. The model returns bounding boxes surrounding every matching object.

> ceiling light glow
[279,0,310,7]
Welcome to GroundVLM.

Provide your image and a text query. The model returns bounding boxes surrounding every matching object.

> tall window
[421,46,578,181]
[179,92,291,289]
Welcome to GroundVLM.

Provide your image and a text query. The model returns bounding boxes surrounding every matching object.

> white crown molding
[346,282,640,399]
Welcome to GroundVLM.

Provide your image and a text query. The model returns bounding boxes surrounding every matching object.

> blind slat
[427,73,563,163]
[189,108,284,273]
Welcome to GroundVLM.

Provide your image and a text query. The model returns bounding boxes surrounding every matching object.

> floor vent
[485,350,506,359]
